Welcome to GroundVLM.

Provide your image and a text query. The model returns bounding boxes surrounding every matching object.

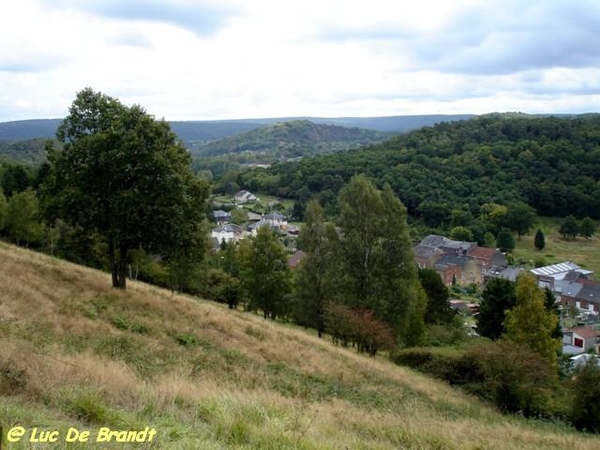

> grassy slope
[0,243,598,449]
[513,217,600,274]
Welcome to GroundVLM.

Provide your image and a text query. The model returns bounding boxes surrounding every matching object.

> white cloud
[0,0,598,122]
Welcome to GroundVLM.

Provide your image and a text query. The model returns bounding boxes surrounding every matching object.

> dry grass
[513,217,600,274]
[0,242,599,449]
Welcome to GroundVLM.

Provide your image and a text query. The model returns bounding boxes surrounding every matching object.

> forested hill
[240,114,600,219]
[192,120,390,158]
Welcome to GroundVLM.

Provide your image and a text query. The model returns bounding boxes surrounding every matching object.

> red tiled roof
[468,246,497,260]
[567,327,599,340]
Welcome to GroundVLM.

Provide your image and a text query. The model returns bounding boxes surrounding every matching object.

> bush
[391,341,565,419]
[570,361,600,432]
[325,304,395,356]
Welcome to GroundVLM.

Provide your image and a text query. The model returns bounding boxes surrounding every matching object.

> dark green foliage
[392,341,563,419]
[496,228,515,252]
[41,88,209,289]
[559,215,579,240]
[544,288,563,340]
[505,201,537,239]
[418,268,455,324]
[0,163,33,196]
[193,120,389,160]
[579,217,597,240]
[230,114,600,222]
[334,176,425,344]
[293,200,337,337]
[534,228,545,251]
[240,227,291,320]
[477,278,516,340]
[571,361,600,432]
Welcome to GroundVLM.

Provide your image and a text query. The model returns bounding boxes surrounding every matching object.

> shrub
[570,360,600,432]
[325,304,395,356]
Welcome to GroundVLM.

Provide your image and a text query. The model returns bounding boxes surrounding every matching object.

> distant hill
[0,138,52,165]
[192,120,391,158]
[0,114,473,146]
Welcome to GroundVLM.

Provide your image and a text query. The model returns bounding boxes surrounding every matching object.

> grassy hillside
[193,120,390,159]
[0,243,598,449]
[513,217,600,274]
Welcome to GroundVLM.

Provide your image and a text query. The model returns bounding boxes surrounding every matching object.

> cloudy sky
[1,0,599,122]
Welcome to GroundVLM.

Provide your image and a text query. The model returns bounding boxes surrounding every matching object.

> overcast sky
[1,0,599,122]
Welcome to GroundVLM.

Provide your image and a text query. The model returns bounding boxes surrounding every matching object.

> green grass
[1,243,599,449]
[513,216,600,274]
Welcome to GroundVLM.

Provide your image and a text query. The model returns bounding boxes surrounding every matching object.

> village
[211,190,600,367]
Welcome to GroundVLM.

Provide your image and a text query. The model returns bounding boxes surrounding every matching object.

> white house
[211,224,244,244]
[563,327,598,355]
[264,212,287,227]
[233,190,258,204]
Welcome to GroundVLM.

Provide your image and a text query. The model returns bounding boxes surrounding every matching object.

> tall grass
[0,243,598,449]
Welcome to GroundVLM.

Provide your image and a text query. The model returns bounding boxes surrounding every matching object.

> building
[563,327,599,355]
[233,190,259,204]
[211,224,244,244]
[414,234,505,286]
[212,210,231,224]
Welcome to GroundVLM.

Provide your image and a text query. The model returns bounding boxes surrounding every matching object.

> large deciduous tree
[335,175,426,346]
[42,88,208,289]
[240,226,291,319]
[293,199,337,337]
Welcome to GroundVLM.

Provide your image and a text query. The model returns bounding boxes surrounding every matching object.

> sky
[1,0,599,122]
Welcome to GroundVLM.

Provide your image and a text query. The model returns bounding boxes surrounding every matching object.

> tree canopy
[42,88,209,289]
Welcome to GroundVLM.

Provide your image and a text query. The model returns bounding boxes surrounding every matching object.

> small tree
[5,189,42,247]
[240,226,291,320]
[477,278,517,340]
[559,215,579,240]
[0,189,7,231]
[450,226,474,242]
[419,268,455,324]
[496,228,515,252]
[534,228,545,251]
[504,273,561,368]
[505,201,537,239]
[579,217,597,240]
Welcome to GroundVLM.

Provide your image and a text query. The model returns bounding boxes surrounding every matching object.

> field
[512,217,600,274]
[0,242,599,449]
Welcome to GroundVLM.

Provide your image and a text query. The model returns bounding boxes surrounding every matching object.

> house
[415,244,444,269]
[211,224,244,244]
[563,327,599,355]
[264,211,287,227]
[434,253,482,285]
[247,220,277,237]
[485,265,524,283]
[288,250,306,270]
[247,212,262,222]
[561,283,600,314]
[467,246,506,274]
[233,190,258,204]
[531,261,594,289]
[212,210,231,224]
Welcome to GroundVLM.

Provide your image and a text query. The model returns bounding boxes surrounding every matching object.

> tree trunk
[109,242,119,288]
[117,245,128,289]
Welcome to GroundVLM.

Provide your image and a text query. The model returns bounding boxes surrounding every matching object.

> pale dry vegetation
[0,242,599,449]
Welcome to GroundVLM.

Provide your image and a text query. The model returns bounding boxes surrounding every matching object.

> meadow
[0,242,599,449]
